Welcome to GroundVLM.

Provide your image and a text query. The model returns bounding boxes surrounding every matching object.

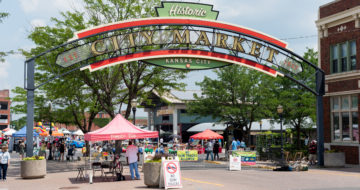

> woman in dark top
[60,142,65,161]
[213,140,220,160]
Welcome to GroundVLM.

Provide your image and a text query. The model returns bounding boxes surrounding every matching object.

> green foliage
[23,156,45,161]
[187,65,277,142]
[10,117,26,130]
[274,48,318,149]
[93,118,111,128]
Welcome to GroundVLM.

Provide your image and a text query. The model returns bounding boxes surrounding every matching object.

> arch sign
[54,1,305,78]
[25,1,325,166]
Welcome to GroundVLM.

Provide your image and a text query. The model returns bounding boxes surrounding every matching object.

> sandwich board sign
[229,155,241,171]
[160,157,182,189]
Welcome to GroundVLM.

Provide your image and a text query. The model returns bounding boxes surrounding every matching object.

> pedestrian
[126,141,140,180]
[231,138,237,151]
[240,140,246,148]
[308,140,317,165]
[60,141,66,161]
[213,140,220,160]
[205,140,214,161]
[236,139,241,149]
[0,146,10,181]
[19,140,25,160]
[40,141,47,158]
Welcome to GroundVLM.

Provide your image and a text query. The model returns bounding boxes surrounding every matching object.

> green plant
[23,156,45,161]
[325,149,338,153]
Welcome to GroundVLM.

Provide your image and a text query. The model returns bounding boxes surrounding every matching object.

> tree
[274,48,318,150]
[78,0,186,121]
[187,65,277,146]
[0,0,10,62]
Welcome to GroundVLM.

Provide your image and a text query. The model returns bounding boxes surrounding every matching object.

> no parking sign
[161,157,182,189]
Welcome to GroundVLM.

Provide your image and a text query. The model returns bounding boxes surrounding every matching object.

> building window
[330,41,356,74]
[162,115,169,121]
[331,95,358,142]
[180,109,187,114]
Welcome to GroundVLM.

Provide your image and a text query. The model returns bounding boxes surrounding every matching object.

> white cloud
[19,0,83,14]
[31,19,46,27]
[0,60,10,79]
[19,0,40,13]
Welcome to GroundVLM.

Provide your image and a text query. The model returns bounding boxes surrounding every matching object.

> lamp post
[131,99,137,125]
[277,105,284,164]
[259,120,263,133]
[47,101,53,160]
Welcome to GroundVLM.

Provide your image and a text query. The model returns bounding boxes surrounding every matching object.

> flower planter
[143,162,162,187]
[324,152,345,167]
[21,159,46,179]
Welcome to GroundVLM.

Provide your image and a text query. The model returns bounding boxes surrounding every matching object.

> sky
[0,0,333,118]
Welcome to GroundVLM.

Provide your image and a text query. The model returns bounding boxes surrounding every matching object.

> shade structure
[12,126,39,137]
[2,128,10,132]
[84,114,158,141]
[4,129,17,136]
[72,129,84,136]
[59,128,71,134]
[190,129,223,140]
[40,131,64,137]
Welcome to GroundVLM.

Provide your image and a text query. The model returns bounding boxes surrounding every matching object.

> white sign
[161,157,182,189]
[229,155,241,171]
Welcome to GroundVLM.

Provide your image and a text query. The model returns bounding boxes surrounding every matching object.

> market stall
[190,129,223,154]
[84,114,158,183]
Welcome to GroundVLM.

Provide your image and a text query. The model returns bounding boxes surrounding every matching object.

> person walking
[205,140,214,161]
[231,138,237,151]
[19,141,25,160]
[40,141,47,158]
[308,140,317,165]
[213,140,220,160]
[0,146,10,181]
[60,141,66,161]
[126,141,140,180]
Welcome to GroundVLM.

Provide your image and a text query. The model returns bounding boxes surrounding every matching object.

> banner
[177,150,198,161]
[232,151,256,165]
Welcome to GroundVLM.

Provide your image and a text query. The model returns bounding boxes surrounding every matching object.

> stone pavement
[1,152,360,190]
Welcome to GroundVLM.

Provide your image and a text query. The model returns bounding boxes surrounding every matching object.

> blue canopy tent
[12,126,39,137]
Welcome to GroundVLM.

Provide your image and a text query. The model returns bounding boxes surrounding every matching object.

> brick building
[0,90,11,130]
[316,0,360,164]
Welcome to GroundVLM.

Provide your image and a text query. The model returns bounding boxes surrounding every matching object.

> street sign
[229,155,241,171]
[160,157,182,189]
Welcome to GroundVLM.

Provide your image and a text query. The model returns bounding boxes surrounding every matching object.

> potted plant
[143,153,168,187]
[21,156,46,179]
[324,149,345,167]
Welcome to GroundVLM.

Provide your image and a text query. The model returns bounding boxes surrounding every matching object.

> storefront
[316,0,360,164]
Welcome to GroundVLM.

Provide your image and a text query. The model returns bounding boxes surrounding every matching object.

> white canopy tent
[4,129,17,136]
[72,129,84,136]
[59,128,71,134]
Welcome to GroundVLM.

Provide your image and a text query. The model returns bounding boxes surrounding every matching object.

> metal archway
[24,10,324,165]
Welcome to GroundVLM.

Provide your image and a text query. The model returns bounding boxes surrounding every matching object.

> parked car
[69,140,85,148]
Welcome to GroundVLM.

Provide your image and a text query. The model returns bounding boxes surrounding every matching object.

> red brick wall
[320,21,360,74]
[320,0,360,19]
[327,79,358,93]
[0,90,9,98]
[330,145,359,164]
[323,97,331,143]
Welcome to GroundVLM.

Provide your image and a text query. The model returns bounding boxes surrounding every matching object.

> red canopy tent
[84,114,158,141]
[190,129,223,140]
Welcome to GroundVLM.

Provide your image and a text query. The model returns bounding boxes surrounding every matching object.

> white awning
[187,122,227,132]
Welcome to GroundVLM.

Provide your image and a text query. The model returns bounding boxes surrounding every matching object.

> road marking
[182,177,224,187]
[309,170,360,178]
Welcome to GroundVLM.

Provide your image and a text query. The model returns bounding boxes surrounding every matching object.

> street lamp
[131,99,137,125]
[259,120,263,133]
[277,105,284,164]
[47,101,53,160]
